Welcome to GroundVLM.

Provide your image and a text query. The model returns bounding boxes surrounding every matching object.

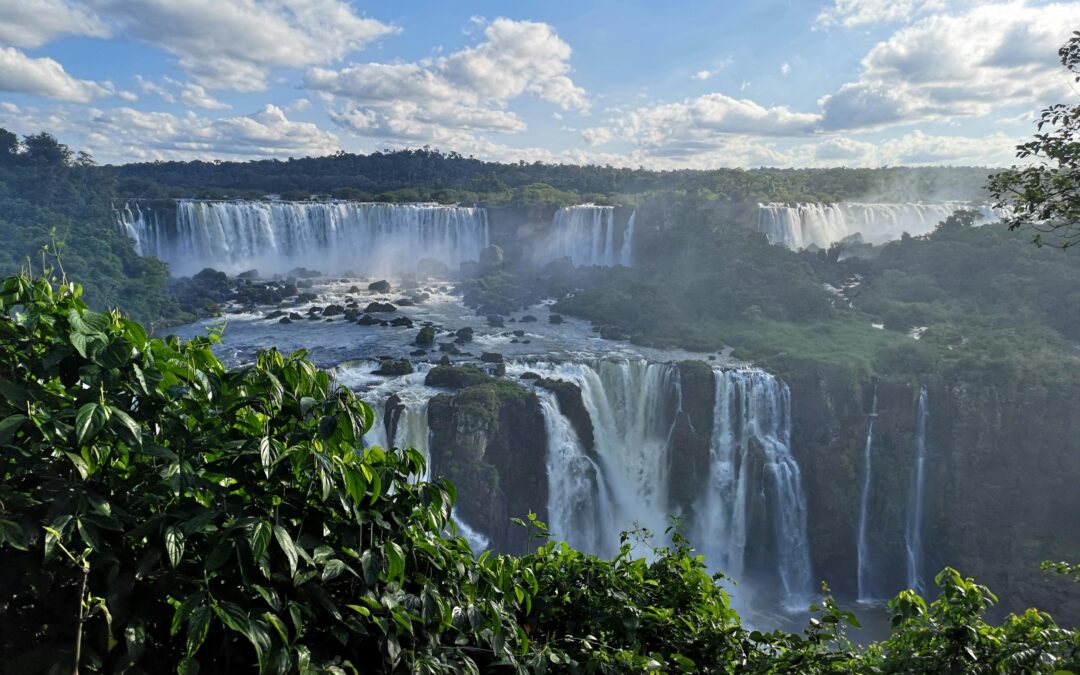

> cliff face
[427,380,548,553]
[788,366,1080,622]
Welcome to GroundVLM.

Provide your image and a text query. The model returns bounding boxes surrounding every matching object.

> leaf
[0,414,26,444]
[321,559,347,582]
[260,436,273,474]
[186,605,211,656]
[213,601,250,634]
[109,407,142,446]
[318,415,338,440]
[384,541,405,584]
[273,524,299,576]
[165,526,185,568]
[250,521,272,559]
[75,402,106,446]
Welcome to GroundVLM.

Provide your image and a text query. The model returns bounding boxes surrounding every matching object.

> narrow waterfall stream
[857,383,879,603]
[905,385,930,595]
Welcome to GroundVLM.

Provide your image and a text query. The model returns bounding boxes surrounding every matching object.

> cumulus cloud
[0,102,338,163]
[136,75,230,109]
[693,70,713,81]
[306,17,587,147]
[815,0,949,28]
[584,92,820,159]
[0,47,115,102]
[819,2,1080,130]
[90,0,397,91]
[0,0,110,47]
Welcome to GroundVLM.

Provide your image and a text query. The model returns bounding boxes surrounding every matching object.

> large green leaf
[273,524,299,577]
[75,402,106,446]
[165,526,185,568]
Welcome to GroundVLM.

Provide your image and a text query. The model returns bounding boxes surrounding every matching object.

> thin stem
[73,560,89,675]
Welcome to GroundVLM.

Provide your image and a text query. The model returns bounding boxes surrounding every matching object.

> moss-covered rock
[424,365,493,389]
[373,358,413,376]
[428,380,548,553]
[415,325,436,347]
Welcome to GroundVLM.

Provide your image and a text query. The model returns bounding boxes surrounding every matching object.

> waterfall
[115,201,165,257]
[619,211,636,266]
[856,383,879,603]
[539,205,636,267]
[905,386,930,595]
[119,200,489,278]
[756,202,999,249]
[692,369,814,610]
[537,390,618,556]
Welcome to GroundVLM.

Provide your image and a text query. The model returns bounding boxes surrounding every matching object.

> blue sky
[0,0,1077,167]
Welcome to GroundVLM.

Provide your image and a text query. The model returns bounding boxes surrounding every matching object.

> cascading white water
[119,200,489,278]
[905,385,930,595]
[757,202,999,249]
[536,389,618,556]
[114,201,164,257]
[856,384,879,603]
[539,205,636,267]
[692,369,814,610]
[507,359,679,555]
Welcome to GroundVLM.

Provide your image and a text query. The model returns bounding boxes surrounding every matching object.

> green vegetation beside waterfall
[2,272,1078,673]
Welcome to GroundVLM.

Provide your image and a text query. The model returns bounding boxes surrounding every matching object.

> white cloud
[693,70,713,81]
[0,102,338,163]
[0,0,110,48]
[0,47,115,102]
[815,0,949,28]
[819,2,1080,130]
[90,0,397,91]
[306,17,587,147]
[781,62,791,76]
[285,98,311,113]
[136,75,230,109]
[586,92,820,160]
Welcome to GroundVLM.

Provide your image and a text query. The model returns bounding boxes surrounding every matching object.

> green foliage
[0,129,178,326]
[988,31,1080,248]
[2,272,1077,673]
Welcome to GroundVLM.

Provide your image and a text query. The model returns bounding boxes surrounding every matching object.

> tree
[22,131,73,167]
[988,32,1080,247]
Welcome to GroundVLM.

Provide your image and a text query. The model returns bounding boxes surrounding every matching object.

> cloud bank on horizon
[0,0,1075,168]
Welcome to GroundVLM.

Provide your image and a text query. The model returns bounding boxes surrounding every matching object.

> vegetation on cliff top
[2,272,1078,673]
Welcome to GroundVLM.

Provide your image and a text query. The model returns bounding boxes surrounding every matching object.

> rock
[513,330,525,337]
[289,312,303,320]
[368,280,392,293]
[508,318,517,323]
[491,363,507,377]
[373,358,414,376]
[415,325,436,347]
[410,349,428,357]
[322,304,345,317]
[410,292,430,304]
[278,317,292,324]
[417,257,449,278]
[438,342,463,355]
[600,325,628,341]
[454,327,474,344]
[382,394,405,445]
[343,308,360,322]
[394,297,415,307]
[264,309,285,320]
[424,365,493,389]
[438,355,452,366]
[536,378,595,452]
[519,315,537,323]
[348,285,360,293]
[487,314,505,328]
[427,379,547,553]
[297,279,315,289]
[363,302,397,313]
[357,315,381,326]
[287,267,322,278]
[480,352,504,364]
[390,317,414,328]
[236,269,260,280]
[667,411,711,513]
[549,313,564,324]
[296,292,318,303]
[479,245,504,269]
[519,371,541,380]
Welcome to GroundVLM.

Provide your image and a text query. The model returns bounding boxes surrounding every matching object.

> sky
[0,0,1077,168]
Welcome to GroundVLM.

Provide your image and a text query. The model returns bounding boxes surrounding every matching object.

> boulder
[415,325,436,347]
[278,317,292,324]
[480,352,505,364]
[287,267,322,278]
[236,269,260,280]
[479,245,504,270]
[424,365,493,389]
[519,371,541,380]
[363,302,397,313]
[487,314,505,328]
[296,292,318,303]
[438,342,464,355]
[322,304,345,317]
[394,298,415,307]
[454,327,475,344]
[368,280,392,293]
[373,358,414,376]
[519,315,537,323]
[390,317,414,328]
[549,313,564,324]
[357,315,381,326]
